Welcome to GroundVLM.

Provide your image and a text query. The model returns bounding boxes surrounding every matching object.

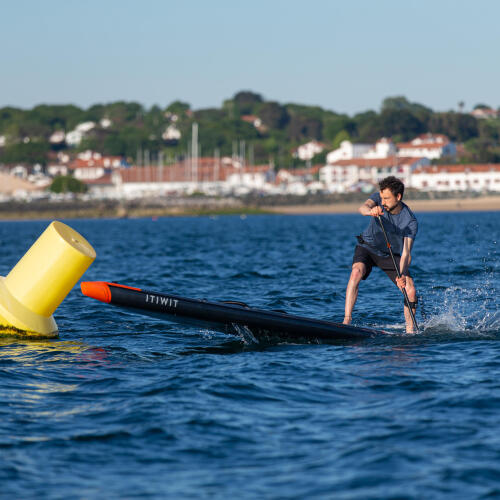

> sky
[1,0,499,115]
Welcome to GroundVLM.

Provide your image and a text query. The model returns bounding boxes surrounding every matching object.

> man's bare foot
[343,316,352,325]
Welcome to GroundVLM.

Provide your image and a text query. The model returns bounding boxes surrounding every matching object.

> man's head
[378,176,404,213]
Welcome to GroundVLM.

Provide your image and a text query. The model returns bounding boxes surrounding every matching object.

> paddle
[376,215,419,333]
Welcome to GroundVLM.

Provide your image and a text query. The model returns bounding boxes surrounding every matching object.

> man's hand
[396,275,407,290]
[369,205,383,217]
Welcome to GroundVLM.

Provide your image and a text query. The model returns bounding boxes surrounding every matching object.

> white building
[320,157,429,193]
[101,160,274,198]
[162,125,181,141]
[66,121,96,146]
[293,140,327,161]
[470,108,499,120]
[47,164,68,177]
[67,152,123,181]
[410,164,500,192]
[397,133,456,160]
[100,118,113,128]
[363,138,397,159]
[241,115,263,129]
[49,131,66,145]
[326,140,373,164]
[275,166,322,194]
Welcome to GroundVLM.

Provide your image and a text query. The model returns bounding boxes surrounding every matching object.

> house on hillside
[470,108,499,120]
[397,133,456,160]
[326,140,373,164]
[162,125,181,142]
[49,131,66,146]
[66,121,96,146]
[47,151,71,177]
[68,152,124,181]
[363,138,397,159]
[241,115,262,128]
[293,141,327,161]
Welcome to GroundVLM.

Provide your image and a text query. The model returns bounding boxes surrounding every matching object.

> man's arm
[396,237,414,289]
[359,198,382,217]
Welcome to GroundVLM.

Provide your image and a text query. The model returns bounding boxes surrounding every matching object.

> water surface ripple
[0,212,499,498]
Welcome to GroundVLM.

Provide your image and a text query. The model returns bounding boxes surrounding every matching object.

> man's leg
[343,262,366,324]
[403,276,417,333]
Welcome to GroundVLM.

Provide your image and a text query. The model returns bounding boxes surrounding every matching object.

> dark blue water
[1,212,499,498]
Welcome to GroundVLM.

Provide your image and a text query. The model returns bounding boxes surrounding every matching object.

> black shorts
[352,245,411,285]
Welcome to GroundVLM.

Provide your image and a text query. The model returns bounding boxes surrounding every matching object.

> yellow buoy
[0,221,96,338]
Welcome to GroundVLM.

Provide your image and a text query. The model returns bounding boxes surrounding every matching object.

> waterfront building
[320,157,429,193]
[410,164,500,192]
[275,166,322,194]
[103,159,274,199]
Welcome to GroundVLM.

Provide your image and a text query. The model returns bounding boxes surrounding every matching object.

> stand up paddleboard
[81,282,387,342]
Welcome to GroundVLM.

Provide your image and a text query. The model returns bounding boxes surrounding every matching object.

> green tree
[473,103,491,110]
[323,115,355,142]
[166,101,191,115]
[258,102,289,129]
[0,141,50,164]
[428,112,479,142]
[379,109,425,141]
[49,175,87,193]
[232,91,263,115]
[287,115,322,142]
[332,130,351,149]
[104,101,144,125]
[353,111,382,142]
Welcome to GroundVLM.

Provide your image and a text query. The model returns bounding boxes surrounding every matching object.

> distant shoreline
[263,196,500,215]
[0,195,499,220]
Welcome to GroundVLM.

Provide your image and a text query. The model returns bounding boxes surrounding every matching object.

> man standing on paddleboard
[343,176,418,333]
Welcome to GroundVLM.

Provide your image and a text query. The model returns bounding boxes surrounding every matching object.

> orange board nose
[80,282,112,303]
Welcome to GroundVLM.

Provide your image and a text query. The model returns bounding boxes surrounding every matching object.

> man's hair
[379,176,404,199]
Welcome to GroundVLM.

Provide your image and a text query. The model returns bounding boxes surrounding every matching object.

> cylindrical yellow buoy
[0,221,96,338]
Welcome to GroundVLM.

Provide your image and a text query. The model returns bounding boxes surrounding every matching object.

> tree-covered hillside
[1,91,499,167]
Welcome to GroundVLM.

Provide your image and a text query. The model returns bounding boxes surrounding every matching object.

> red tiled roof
[329,156,422,167]
[241,115,259,123]
[277,165,321,177]
[82,174,114,185]
[398,133,451,149]
[397,142,449,150]
[416,133,448,141]
[119,160,271,183]
[413,164,500,174]
[471,108,498,117]
[68,156,122,169]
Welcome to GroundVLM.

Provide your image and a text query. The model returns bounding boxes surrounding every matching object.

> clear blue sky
[1,0,499,115]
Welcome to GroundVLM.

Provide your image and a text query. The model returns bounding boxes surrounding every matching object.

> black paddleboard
[81,281,387,342]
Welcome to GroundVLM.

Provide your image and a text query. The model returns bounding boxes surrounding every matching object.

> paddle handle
[376,215,418,333]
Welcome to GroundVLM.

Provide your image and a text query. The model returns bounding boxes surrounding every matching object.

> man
[343,176,418,333]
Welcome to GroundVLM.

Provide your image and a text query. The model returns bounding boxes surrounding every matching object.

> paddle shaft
[376,215,418,332]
